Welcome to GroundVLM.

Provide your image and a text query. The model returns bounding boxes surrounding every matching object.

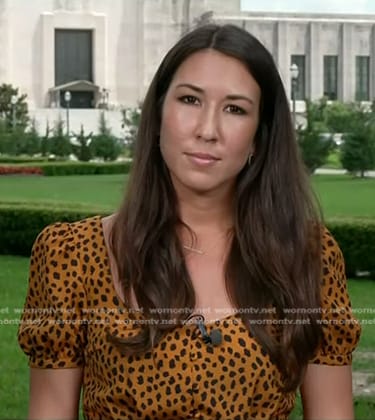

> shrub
[0,203,107,256]
[0,126,29,156]
[0,202,373,280]
[38,161,131,176]
[0,156,48,164]
[90,134,122,161]
[49,117,72,158]
[0,131,13,155]
[121,105,141,157]
[41,121,51,157]
[340,105,375,177]
[327,220,375,278]
[22,118,42,156]
[324,101,356,133]
[72,125,93,162]
[90,112,122,161]
[297,100,335,173]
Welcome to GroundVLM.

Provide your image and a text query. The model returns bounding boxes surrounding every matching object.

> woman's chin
[177,178,234,197]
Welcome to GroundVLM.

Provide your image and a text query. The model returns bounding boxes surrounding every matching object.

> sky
[241,0,375,14]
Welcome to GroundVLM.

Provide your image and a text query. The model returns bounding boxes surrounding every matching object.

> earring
[248,154,253,166]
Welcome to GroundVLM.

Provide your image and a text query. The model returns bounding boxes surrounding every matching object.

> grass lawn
[0,174,127,211]
[0,173,374,220]
[0,254,374,419]
[321,149,343,170]
[0,256,29,418]
[312,175,375,220]
[348,280,375,352]
[0,172,374,417]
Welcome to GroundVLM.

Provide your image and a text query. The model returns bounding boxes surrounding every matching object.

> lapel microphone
[187,314,223,346]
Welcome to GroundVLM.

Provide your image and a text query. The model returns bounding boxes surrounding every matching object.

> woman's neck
[177,192,233,233]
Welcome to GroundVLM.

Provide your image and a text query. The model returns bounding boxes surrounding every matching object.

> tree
[296,100,335,173]
[340,105,375,177]
[41,121,51,157]
[304,97,328,129]
[49,117,72,159]
[0,118,10,154]
[324,101,356,133]
[121,105,141,157]
[72,125,93,162]
[90,112,121,161]
[0,119,26,156]
[0,83,29,130]
[21,118,41,156]
[0,84,29,155]
[10,128,28,156]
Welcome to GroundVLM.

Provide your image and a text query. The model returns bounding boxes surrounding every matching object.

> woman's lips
[184,152,220,166]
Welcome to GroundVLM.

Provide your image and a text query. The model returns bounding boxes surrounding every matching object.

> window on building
[323,55,338,100]
[55,29,93,108]
[356,56,370,101]
[290,55,306,100]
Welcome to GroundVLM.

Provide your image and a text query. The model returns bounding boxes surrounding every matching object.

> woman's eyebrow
[175,83,254,105]
[225,94,254,105]
[175,83,204,93]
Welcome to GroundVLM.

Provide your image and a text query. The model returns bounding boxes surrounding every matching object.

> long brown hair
[109,24,323,392]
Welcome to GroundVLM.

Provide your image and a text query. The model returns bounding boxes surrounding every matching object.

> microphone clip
[186,314,223,347]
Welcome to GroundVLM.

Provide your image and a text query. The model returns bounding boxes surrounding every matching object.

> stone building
[0,0,373,135]
[218,10,375,106]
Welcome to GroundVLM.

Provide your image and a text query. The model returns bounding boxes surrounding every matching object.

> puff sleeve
[17,222,88,368]
[310,229,361,365]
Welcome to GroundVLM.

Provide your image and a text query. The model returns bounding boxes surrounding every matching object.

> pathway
[353,351,375,396]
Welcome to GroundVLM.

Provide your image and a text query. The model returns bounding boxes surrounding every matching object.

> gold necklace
[183,244,205,254]
[182,228,233,256]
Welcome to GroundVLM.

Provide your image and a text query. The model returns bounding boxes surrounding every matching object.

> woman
[18,24,360,419]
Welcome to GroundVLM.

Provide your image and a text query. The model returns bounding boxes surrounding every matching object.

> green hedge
[0,204,374,278]
[0,203,108,256]
[327,219,375,278]
[38,161,132,176]
[0,156,48,164]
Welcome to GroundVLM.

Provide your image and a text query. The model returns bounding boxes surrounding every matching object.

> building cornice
[217,11,375,24]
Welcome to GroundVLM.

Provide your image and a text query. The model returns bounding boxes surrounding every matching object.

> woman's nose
[195,106,219,142]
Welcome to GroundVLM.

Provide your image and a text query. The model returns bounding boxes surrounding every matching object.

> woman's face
[160,49,261,196]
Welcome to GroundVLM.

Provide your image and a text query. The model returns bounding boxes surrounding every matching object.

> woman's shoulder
[18,217,105,368]
[321,226,341,255]
[310,226,361,365]
[29,215,108,275]
[33,215,104,251]
[319,226,345,282]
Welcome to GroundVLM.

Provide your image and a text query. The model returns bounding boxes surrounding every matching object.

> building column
[308,22,322,101]
[341,22,355,102]
[371,24,375,101]
[275,21,289,96]
[136,0,144,102]
[0,0,10,82]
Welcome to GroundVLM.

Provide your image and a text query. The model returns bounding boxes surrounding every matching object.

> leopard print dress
[18,216,361,419]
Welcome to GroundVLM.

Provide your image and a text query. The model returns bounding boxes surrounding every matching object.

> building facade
[217,11,375,107]
[0,0,374,135]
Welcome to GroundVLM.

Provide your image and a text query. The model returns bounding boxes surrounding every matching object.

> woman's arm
[300,364,354,420]
[28,367,83,420]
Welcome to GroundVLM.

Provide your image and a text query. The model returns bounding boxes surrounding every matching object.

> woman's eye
[226,104,246,115]
[179,95,199,105]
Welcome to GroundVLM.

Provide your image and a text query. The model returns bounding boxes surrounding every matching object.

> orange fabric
[18,216,361,419]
